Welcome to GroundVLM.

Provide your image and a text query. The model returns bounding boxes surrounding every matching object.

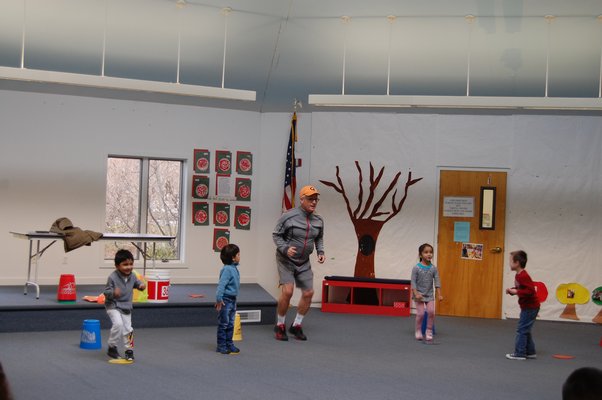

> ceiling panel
[0,0,601,112]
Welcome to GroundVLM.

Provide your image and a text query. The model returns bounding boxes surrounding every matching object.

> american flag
[282,112,297,212]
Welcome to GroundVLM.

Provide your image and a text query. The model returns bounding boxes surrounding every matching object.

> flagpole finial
[293,98,303,112]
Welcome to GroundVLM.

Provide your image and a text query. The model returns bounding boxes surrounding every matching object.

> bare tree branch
[368,171,401,219]
[319,166,355,220]
[359,163,385,219]
[352,161,364,218]
[384,171,423,223]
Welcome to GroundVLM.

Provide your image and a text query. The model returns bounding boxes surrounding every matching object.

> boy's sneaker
[505,353,526,360]
[526,354,537,359]
[124,349,134,361]
[216,347,230,354]
[288,324,307,341]
[228,345,240,354]
[274,324,288,341]
[107,346,120,359]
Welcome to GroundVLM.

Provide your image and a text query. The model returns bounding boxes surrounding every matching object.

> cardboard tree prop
[556,283,589,320]
[592,286,602,324]
[320,162,422,278]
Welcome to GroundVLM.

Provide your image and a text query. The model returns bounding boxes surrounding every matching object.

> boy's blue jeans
[216,296,236,351]
[514,307,539,356]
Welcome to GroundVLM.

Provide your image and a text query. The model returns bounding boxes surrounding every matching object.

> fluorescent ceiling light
[308,94,602,110]
[0,66,256,102]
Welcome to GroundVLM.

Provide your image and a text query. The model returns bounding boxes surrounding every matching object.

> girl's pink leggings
[415,301,435,333]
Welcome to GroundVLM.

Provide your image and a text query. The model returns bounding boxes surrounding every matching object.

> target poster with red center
[213,202,231,226]
[192,175,210,199]
[213,228,230,252]
[193,149,210,173]
[236,151,253,175]
[192,202,209,226]
[234,206,251,230]
[215,150,232,175]
[235,178,252,201]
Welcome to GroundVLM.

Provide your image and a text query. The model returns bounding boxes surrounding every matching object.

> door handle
[491,247,502,253]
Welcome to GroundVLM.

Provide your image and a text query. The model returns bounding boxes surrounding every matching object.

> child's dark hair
[418,243,433,261]
[562,367,602,400]
[114,249,134,266]
[220,244,240,265]
[510,250,528,268]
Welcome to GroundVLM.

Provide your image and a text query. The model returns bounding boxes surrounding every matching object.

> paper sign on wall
[443,196,474,217]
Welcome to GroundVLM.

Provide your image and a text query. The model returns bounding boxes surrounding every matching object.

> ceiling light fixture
[307,94,602,110]
[308,15,602,111]
[0,66,256,101]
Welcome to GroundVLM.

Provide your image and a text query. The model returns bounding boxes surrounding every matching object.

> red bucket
[57,274,77,302]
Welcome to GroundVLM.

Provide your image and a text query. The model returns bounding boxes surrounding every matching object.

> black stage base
[0,283,277,332]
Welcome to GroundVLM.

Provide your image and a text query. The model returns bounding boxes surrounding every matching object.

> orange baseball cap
[299,185,320,197]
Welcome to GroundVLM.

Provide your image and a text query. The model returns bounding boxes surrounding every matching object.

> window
[105,156,183,260]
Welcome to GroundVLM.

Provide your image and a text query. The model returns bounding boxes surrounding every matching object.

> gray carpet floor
[1,310,600,400]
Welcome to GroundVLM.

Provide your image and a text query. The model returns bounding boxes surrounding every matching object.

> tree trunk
[352,219,385,278]
[593,309,602,324]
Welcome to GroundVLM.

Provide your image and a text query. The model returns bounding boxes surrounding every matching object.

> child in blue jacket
[215,244,241,354]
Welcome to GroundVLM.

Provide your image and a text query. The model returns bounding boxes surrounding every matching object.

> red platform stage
[321,276,411,317]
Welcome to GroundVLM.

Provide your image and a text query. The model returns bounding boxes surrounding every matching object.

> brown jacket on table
[49,217,103,252]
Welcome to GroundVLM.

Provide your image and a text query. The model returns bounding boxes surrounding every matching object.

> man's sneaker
[107,346,120,359]
[124,349,134,361]
[274,324,289,341]
[288,324,307,341]
[228,345,240,354]
[526,354,537,359]
[505,353,526,360]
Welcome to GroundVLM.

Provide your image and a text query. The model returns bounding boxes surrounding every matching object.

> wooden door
[436,170,507,319]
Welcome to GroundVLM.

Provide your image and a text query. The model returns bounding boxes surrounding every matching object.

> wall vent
[236,310,261,323]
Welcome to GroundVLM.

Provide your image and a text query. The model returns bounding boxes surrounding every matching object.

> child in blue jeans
[215,244,241,354]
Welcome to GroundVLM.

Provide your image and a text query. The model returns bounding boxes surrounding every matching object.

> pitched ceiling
[1,0,601,112]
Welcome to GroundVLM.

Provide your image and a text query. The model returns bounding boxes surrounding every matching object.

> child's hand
[138,283,146,291]
[438,294,444,302]
[414,292,423,301]
[215,301,224,311]
[506,287,517,295]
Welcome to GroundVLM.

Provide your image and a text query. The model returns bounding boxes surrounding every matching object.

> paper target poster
[213,228,230,252]
[235,178,252,201]
[193,149,210,173]
[234,206,251,230]
[236,151,253,175]
[215,150,232,175]
[192,202,209,226]
[192,175,210,199]
[213,203,231,227]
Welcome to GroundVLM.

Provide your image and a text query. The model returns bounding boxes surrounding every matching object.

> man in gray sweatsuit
[272,185,325,341]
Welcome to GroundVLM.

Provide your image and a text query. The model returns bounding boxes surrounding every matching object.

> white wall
[0,90,266,287]
[308,112,602,322]
[1,89,600,323]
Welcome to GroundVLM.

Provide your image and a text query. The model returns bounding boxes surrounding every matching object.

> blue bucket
[80,319,102,350]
